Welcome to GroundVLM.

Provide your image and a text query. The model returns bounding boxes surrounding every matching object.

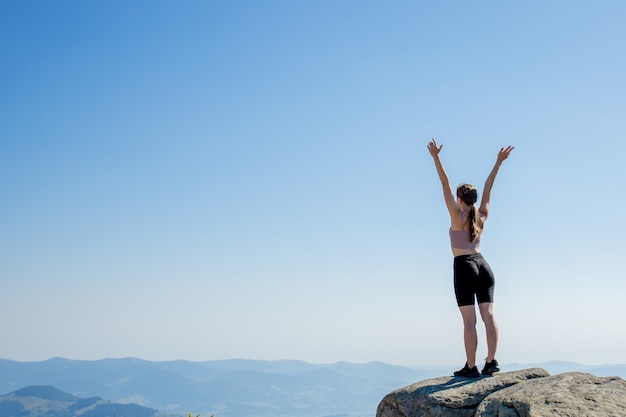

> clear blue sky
[1,1,625,366]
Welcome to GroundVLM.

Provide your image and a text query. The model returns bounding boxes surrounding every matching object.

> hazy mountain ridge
[501,360,626,378]
[0,385,175,417]
[1,358,624,417]
[0,358,439,417]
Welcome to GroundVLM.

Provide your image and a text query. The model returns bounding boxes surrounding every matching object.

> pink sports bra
[449,228,481,251]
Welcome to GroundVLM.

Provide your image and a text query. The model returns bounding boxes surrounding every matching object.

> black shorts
[453,253,495,306]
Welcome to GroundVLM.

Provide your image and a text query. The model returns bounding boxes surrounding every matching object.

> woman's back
[450,210,484,256]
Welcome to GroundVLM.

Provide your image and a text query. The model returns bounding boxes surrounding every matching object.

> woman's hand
[427,138,443,157]
[497,145,514,162]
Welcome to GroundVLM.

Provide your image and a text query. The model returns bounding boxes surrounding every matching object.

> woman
[427,138,514,378]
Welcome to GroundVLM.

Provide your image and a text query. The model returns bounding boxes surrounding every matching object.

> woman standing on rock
[427,138,514,378]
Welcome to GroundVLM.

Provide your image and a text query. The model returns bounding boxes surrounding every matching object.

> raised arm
[428,138,460,218]
[479,146,514,218]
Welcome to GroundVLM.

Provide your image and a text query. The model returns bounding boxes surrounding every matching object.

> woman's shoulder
[450,211,467,230]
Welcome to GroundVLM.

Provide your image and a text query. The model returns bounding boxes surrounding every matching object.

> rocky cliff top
[377,368,626,417]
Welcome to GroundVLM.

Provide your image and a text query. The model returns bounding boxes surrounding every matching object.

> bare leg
[459,305,478,368]
[479,302,499,362]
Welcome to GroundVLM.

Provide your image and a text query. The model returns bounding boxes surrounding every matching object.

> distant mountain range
[0,358,439,417]
[501,360,626,378]
[0,385,175,417]
[0,358,624,417]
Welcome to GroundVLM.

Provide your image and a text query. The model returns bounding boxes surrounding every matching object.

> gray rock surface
[376,368,549,417]
[476,372,626,417]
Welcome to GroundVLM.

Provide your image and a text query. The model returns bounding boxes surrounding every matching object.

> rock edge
[376,368,626,417]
